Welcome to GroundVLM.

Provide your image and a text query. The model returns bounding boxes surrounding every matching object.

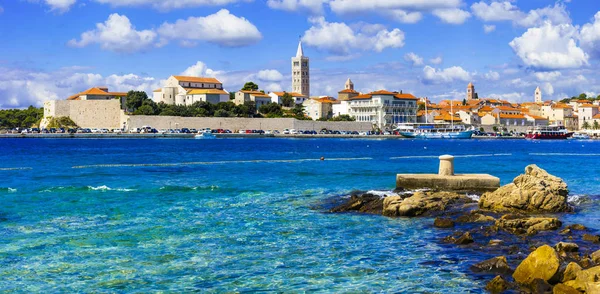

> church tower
[535,86,542,103]
[345,78,354,90]
[292,40,310,97]
[467,82,475,100]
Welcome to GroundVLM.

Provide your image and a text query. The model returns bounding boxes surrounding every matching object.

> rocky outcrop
[555,242,579,253]
[582,234,600,243]
[561,262,582,283]
[383,191,473,217]
[479,165,570,213]
[552,283,581,294]
[495,215,562,235]
[564,266,600,293]
[329,193,384,214]
[470,256,512,275]
[455,232,474,245]
[513,245,560,286]
[433,217,455,228]
[485,275,509,293]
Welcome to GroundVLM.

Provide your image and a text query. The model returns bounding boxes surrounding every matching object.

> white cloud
[302,17,404,56]
[329,0,462,15]
[68,13,157,53]
[157,9,262,47]
[471,2,570,27]
[580,12,600,58]
[93,0,249,11]
[266,0,327,14]
[404,52,423,66]
[483,24,496,33]
[256,69,284,82]
[542,82,554,95]
[429,56,443,65]
[263,83,283,92]
[484,71,500,81]
[181,61,225,78]
[422,65,471,84]
[432,8,471,25]
[534,71,561,81]
[0,67,159,108]
[487,92,525,102]
[509,22,588,70]
[44,0,77,12]
[383,10,423,24]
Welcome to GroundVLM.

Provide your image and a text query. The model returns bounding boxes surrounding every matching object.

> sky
[0,0,600,108]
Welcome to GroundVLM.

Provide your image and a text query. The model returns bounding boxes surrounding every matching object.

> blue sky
[1,0,599,108]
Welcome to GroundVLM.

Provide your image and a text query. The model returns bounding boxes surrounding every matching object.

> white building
[578,104,599,129]
[303,97,335,120]
[291,41,310,97]
[535,86,542,103]
[153,76,229,106]
[348,90,418,129]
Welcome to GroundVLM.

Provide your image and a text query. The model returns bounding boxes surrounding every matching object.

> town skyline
[1,0,600,108]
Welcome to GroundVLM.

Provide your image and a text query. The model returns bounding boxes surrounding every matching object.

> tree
[462,99,467,106]
[281,92,294,107]
[259,102,283,116]
[125,91,148,111]
[559,98,571,104]
[229,92,236,100]
[134,105,155,115]
[594,121,599,130]
[582,121,591,130]
[417,103,425,111]
[214,109,232,117]
[329,114,355,121]
[291,104,306,119]
[241,82,259,91]
[578,93,588,100]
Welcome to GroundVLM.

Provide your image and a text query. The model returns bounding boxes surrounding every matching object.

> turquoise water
[1,138,599,292]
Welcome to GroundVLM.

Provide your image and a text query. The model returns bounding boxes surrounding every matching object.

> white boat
[569,133,590,140]
[397,123,473,139]
[194,130,216,139]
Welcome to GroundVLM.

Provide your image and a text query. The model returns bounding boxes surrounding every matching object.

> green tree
[291,104,306,119]
[241,82,259,91]
[229,92,236,100]
[281,92,294,107]
[559,98,571,104]
[125,91,149,111]
[417,103,425,111]
[214,109,232,117]
[134,105,155,115]
[258,102,283,116]
[594,121,600,130]
[582,121,591,130]
[0,106,43,129]
[578,93,588,100]
[462,99,467,106]
[329,114,355,121]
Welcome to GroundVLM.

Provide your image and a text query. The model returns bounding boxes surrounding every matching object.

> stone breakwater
[330,165,600,293]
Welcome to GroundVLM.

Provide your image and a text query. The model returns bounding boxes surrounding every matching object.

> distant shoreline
[0,133,541,139]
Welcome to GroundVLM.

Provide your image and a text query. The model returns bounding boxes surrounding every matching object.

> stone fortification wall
[42,100,123,129]
[126,116,372,132]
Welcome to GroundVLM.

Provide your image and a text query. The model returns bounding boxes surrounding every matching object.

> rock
[561,262,582,282]
[471,256,512,275]
[582,233,600,243]
[479,165,570,213]
[572,265,600,293]
[330,193,384,214]
[383,191,472,217]
[513,245,560,286]
[495,215,562,236]
[559,228,571,235]
[455,232,474,245]
[456,212,496,223]
[567,224,586,231]
[591,249,600,264]
[554,242,579,253]
[433,217,455,228]
[485,275,509,293]
[532,278,553,294]
[552,283,580,294]
[488,239,503,246]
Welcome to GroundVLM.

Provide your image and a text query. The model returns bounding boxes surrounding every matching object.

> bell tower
[292,40,310,97]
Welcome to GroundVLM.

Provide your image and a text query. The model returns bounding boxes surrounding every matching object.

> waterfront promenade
[0,133,536,139]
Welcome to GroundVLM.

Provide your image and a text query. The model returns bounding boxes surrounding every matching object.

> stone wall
[42,100,123,129]
[125,116,372,132]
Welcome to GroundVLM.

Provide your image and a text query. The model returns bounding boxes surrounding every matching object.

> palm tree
[582,121,591,130]
[594,121,599,130]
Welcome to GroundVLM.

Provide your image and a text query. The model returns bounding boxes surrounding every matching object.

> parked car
[283,129,291,134]
[290,129,298,134]
[112,129,122,133]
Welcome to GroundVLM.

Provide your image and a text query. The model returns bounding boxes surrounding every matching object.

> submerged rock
[531,278,553,294]
[479,165,570,213]
[456,211,496,223]
[455,232,474,245]
[433,217,455,228]
[470,256,512,275]
[513,245,560,286]
[485,275,509,293]
[383,191,473,217]
[495,215,562,236]
[554,242,579,253]
[582,234,600,243]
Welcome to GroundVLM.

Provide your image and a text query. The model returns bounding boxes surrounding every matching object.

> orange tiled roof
[173,76,222,84]
[67,87,126,100]
[271,91,305,97]
[338,89,359,94]
[579,104,595,108]
[394,93,418,100]
[153,88,162,92]
[187,89,229,95]
[526,114,547,120]
[496,106,521,112]
[499,114,525,119]
[593,114,600,119]
[370,90,398,95]
[552,104,573,109]
[351,94,373,100]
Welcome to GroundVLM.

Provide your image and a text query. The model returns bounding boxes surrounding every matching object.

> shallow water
[1,138,599,292]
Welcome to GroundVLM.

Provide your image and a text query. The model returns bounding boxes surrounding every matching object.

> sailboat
[397,100,474,139]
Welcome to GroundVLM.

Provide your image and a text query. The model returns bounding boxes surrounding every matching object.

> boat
[569,133,590,140]
[396,123,474,139]
[194,130,216,139]
[525,125,572,139]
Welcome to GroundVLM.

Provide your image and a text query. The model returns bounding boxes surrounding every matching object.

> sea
[1,138,599,292]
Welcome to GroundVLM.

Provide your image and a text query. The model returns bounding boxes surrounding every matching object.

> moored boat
[194,130,216,139]
[568,132,590,140]
[525,125,572,139]
[396,123,474,139]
